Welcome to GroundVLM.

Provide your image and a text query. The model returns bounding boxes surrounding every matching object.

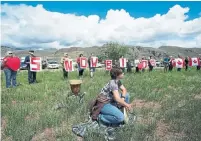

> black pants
[121,68,125,73]
[177,68,181,72]
[79,69,84,76]
[28,70,36,84]
[197,66,201,70]
[169,65,173,71]
[185,65,188,71]
[63,68,68,79]
[136,67,139,73]
[149,66,153,72]
[127,67,132,73]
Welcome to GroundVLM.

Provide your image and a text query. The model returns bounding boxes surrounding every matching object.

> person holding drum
[90,67,132,126]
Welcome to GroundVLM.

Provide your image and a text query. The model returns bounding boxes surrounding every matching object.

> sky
[1,1,201,49]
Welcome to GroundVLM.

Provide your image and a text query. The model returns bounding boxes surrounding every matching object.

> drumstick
[123,107,129,124]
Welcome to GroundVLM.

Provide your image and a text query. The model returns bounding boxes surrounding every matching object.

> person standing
[1,51,19,88]
[148,56,154,72]
[24,50,37,84]
[88,53,96,78]
[169,56,174,72]
[77,54,85,79]
[197,55,201,71]
[177,55,183,72]
[120,56,125,73]
[126,59,132,73]
[135,59,140,73]
[184,56,189,71]
[141,57,146,73]
[60,53,69,79]
[163,56,170,72]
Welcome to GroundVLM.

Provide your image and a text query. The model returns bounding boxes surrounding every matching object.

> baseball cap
[6,51,13,55]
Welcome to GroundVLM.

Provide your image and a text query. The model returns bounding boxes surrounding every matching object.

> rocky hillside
[1,45,201,60]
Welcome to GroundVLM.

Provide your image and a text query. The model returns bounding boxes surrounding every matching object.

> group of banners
[9,56,200,72]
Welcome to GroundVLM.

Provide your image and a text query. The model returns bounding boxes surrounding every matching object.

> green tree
[102,42,129,61]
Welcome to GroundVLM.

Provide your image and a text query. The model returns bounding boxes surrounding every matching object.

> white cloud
[1,3,201,49]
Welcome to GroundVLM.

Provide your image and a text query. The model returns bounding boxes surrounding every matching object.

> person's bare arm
[113,90,130,108]
[119,85,127,97]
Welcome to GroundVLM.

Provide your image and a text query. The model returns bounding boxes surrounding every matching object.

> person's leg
[81,69,84,76]
[100,103,124,124]
[28,69,33,84]
[63,68,67,79]
[177,68,181,72]
[11,70,17,87]
[4,68,12,88]
[33,72,37,83]
[79,70,81,76]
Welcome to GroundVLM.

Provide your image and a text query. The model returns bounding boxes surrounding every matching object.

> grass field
[1,68,201,141]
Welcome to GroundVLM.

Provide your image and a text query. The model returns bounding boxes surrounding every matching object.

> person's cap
[6,51,13,55]
[29,50,34,53]
[64,53,68,56]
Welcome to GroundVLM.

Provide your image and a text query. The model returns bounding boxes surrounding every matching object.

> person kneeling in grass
[90,67,132,126]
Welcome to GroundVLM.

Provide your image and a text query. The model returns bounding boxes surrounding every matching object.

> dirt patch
[77,136,84,141]
[11,100,17,105]
[167,86,176,90]
[1,117,7,131]
[31,128,56,141]
[156,120,170,138]
[155,120,186,141]
[25,114,39,121]
[132,99,161,109]
[152,88,163,92]
[194,94,201,99]
[137,115,155,125]
[1,118,13,141]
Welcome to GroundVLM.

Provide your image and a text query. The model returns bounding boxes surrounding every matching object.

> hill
[1,45,201,60]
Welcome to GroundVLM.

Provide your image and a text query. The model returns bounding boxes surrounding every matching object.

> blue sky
[1,1,201,20]
[1,1,201,48]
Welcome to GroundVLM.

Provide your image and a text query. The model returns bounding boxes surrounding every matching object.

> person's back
[164,57,169,63]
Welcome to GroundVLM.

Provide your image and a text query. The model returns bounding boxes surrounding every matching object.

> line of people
[163,55,201,72]
[60,53,97,80]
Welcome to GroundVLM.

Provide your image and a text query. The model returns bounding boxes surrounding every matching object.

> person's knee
[115,112,124,123]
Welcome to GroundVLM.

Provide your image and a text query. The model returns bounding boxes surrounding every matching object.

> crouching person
[90,67,132,126]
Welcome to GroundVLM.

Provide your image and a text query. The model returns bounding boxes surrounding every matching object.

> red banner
[119,58,127,68]
[6,57,21,71]
[149,59,156,67]
[64,59,74,72]
[141,60,148,68]
[105,60,112,70]
[30,57,42,72]
[90,57,98,68]
[80,57,87,69]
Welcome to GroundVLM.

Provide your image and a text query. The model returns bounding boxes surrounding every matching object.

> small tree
[102,42,129,62]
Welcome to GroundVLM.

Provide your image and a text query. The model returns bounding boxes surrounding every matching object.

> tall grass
[1,68,201,141]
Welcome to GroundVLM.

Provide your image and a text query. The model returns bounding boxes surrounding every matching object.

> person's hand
[125,103,132,111]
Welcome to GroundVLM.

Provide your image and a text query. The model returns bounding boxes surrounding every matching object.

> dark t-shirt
[100,80,122,100]
[185,59,189,65]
